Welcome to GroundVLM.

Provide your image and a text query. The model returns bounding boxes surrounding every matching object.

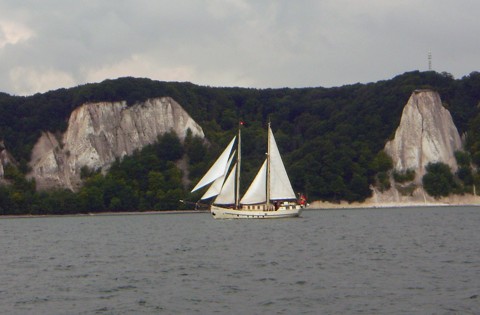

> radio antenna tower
[428,52,432,71]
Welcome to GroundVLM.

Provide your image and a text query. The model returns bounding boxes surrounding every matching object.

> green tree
[347,174,370,202]
[157,131,184,161]
[457,166,473,186]
[185,132,206,164]
[371,151,393,173]
[454,150,471,167]
[371,151,394,192]
[393,169,416,183]
[422,162,456,198]
[376,171,391,192]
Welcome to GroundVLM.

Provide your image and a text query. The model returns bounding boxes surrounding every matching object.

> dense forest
[1,70,480,215]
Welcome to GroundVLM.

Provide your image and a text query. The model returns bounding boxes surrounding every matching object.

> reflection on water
[1,207,479,314]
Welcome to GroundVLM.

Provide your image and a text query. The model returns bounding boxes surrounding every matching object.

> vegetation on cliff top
[1,70,480,214]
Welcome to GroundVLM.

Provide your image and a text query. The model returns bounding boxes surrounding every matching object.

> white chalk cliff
[384,90,462,182]
[371,89,467,205]
[0,141,16,182]
[28,97,204,191]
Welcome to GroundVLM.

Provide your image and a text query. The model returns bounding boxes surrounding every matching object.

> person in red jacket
[299,193,307,207]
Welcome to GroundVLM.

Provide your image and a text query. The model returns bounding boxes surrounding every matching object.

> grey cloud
[0,0,479,95]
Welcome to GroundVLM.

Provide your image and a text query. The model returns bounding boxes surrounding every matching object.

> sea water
[1,207,479,314]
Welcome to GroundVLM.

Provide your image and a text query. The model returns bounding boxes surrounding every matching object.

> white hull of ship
[210,204,303,219]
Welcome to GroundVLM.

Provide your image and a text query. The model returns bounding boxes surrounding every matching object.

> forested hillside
[1,70,480,214]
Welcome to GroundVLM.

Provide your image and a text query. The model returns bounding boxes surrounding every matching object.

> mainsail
[240,124,296,204]
[268,126,296,200]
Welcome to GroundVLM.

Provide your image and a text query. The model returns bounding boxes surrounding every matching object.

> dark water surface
[1,207,479,314]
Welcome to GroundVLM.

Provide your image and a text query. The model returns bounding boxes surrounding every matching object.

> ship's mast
[266,121,271,206]
[235,125,241,209]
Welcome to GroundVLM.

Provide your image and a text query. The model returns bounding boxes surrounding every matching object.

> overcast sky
[0,0,478,95]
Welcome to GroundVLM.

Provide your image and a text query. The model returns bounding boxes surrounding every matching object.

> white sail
[214,162,237,205]
[191,136,236,193]
[268,126,296,200]
[200,151,235,200]
[240,160,267,204]
[240,125,296,204]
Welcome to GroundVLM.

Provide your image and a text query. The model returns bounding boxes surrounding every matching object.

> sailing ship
[191,122,305,219]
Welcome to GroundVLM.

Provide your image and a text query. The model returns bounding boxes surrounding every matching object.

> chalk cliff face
[29,97,204,191]
[369,90,465,205]
[384,90,462,182]
[0,141,16,181]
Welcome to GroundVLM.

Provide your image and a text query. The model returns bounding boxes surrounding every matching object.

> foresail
[268,127,296,200]
[214,162,237,205]
[240,160,267,204]
[200,151,235,200]
[191,136,236,193]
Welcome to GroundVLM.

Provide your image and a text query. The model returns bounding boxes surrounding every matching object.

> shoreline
[2,202,479,219]
[308,192,480,209]
[0,210,209,219]
[308,201,480,210]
